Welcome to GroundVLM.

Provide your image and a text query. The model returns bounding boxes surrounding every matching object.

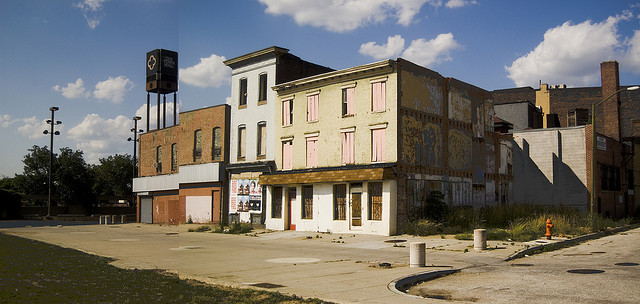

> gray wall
[512,127,588,211]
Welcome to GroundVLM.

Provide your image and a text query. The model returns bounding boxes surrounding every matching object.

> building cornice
[223,46,289,68]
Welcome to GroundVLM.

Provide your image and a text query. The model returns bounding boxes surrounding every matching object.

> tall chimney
[600,61,621,141]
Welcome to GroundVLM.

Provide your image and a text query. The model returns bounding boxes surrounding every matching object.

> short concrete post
[120,215,126,224]
[111,215,117,224]
[474,229,487,251]
[410,242,426,267]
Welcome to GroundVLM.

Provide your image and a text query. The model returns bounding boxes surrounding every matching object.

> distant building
[494,61,639,217]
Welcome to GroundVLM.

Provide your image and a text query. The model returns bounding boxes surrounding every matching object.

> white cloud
[506,12,633,87]
[93,76,133,104]
[67,113,130,164]
[359,35,405,60]
[445,0,477,9]
[18,116,61,140]
[134,100,182,131]
[259,0,440,32]
[359,33,461,67]
[74,0,107,29]
[0,114,18,128]
[401,33,461,66]
[53,78,90,99]
[621,30,640,72]
[180,54,231,88]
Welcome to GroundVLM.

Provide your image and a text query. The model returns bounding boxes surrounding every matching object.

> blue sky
[1,0,640,177]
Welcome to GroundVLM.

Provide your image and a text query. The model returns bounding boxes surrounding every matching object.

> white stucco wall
[229,59,277,164]
[264,180,397,235]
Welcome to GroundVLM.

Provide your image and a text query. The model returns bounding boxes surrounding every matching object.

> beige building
[260,59,511,235]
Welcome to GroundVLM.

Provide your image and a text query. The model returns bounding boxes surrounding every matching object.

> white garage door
[186,196,212,223]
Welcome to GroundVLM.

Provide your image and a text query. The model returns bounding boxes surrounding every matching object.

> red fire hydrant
[545,219,553,240]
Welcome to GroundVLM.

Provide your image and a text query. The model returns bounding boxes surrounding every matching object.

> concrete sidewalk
[0,222,560,303]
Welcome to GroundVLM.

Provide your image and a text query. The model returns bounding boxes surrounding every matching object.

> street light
[43,106,61,219]
[127,116,143,206]
[590,86,639,216]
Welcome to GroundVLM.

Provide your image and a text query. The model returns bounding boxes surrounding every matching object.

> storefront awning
[259,163,396,185]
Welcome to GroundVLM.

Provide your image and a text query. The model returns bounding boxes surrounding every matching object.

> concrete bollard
[120,215,126,224]
[410,242,426,267]
[474,229,487,251]
[111,215,117,224]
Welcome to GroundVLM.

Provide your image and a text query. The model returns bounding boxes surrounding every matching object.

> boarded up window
[341,131,354,164]
[282,140,292,170]
[302,185,313,219]
[342,87,354,116]
[239,78,247,106]
[156,146,162,173]
[258,73,268,102]
[307,94,319,122]
[193,129,202,162]
[272,186,282,219]
[368,182,383,220]
[372,81,386,112]
[257,122,267,156]
[171,143,177,171]
[306,136,318,168]
[238,125,246,158]
[212,127,222,161]
[282,99,293,126]
[333,184,347,220]
[371,128,386,162]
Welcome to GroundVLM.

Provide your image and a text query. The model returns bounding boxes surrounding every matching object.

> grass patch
[0,233,331,304]
[405,205,632,242]
[214,222,254,234]
[188,225,212,232]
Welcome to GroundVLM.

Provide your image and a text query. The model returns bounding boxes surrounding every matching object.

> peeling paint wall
[400,72,443,115]
[448,87,472,123]
[448,129,472,171]
[400,115,443,167]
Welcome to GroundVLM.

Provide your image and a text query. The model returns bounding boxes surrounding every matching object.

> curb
[387,269,459,297]
[505,224,638,261]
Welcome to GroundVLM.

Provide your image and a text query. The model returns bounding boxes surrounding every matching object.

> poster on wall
[229,178,262,213]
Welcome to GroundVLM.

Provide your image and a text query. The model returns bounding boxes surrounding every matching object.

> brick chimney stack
[600,61,621,141]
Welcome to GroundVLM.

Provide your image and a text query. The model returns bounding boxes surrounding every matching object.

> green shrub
[187,225,212,232]
[404,219,443,236]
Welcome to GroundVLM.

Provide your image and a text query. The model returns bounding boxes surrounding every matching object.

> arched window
[212,127,222,161]
[193,129,202,162]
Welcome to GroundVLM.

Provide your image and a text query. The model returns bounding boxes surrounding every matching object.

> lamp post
[128,116,143,205]
[590,86,639,216]
[43,107,61,219]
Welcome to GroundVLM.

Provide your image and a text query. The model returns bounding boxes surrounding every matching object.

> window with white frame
[258,73,268,102]
[257,121,267,157]
[239,78,247,107]
[302,185,313,219]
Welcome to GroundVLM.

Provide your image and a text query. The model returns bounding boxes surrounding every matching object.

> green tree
[14,145,56,203]
[56,147,94,209]
[92,154,133,199]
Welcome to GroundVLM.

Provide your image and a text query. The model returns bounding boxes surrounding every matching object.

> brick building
[259,58,512,235]
[494,61,639,217]
[133,104,230,224]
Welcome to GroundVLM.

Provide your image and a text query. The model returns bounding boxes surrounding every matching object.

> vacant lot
[0,232,330,304]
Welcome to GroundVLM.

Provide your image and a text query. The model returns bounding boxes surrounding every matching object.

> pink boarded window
[371,128,386,162]
[282,99,292,126]
[341,131,355,164]
[306,136,318,168]
[307,94,319,122]
[282,140,293,170]
[371,81,386,112]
